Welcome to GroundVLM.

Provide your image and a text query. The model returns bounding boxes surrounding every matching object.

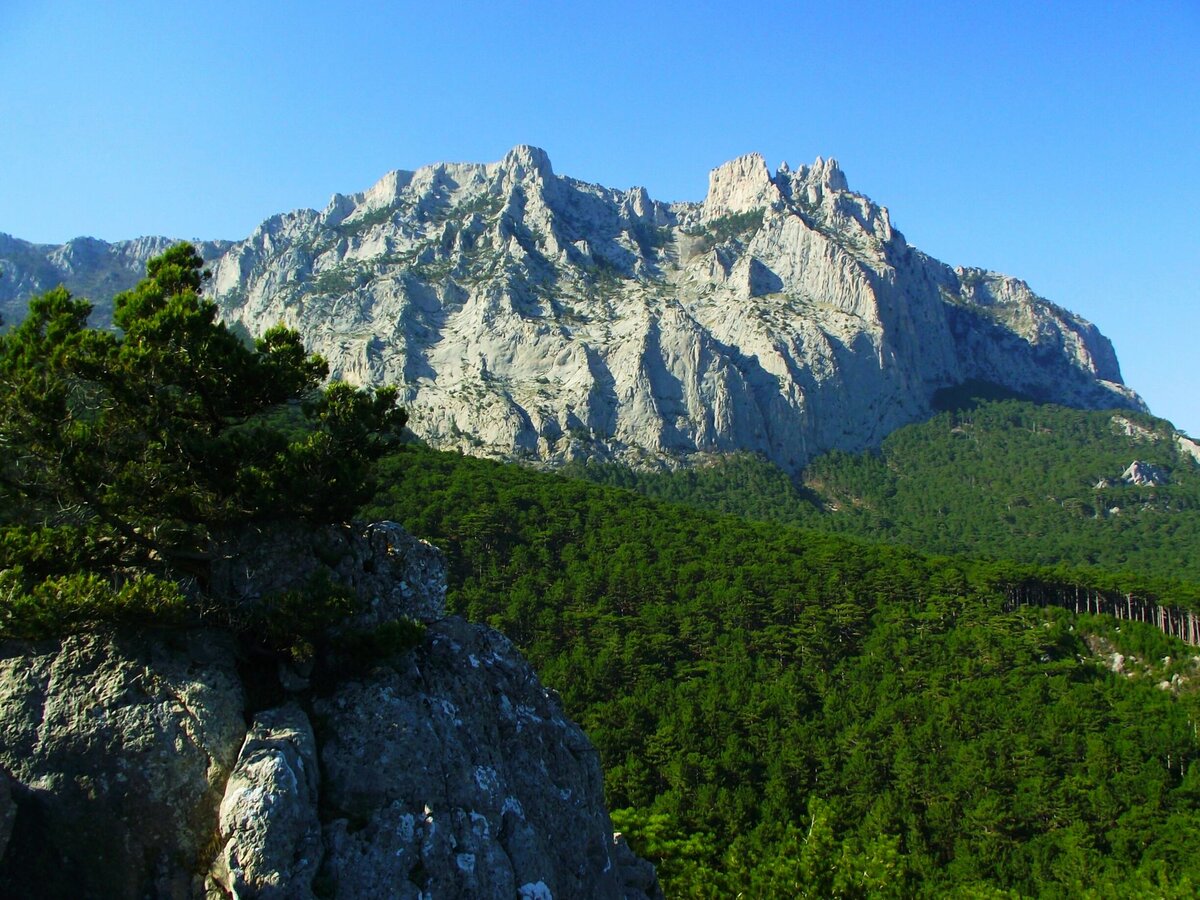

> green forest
[6,249,1200,897]
[565,395,1200,584]
[364,446,1200,897]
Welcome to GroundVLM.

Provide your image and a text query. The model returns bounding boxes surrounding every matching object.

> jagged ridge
[0,233,232,328]
[1,147,1143,473]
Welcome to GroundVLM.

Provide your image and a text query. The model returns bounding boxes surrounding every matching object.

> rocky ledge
[0,522,659,899]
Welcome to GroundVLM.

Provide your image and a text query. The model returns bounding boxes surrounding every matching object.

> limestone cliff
[0,523,659,899]
[2,148,1144,474]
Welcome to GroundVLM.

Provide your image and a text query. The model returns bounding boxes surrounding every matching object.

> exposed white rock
[198,147,1142,474]
[209,703,322,899]
[1110,415,1199,466]
[1112,415,1161,442]
[3,148,1146,475]
[316,616,657,899]
[702,153,781,219]
[1178,434,1200,464]
[1122,460,1169,486]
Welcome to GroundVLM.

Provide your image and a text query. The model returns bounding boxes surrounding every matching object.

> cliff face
[203,147,1143,474]
[0,523,658,899]
[1,147,1143,474]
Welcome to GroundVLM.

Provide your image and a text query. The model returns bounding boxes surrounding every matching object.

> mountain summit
[2,147,1142,472]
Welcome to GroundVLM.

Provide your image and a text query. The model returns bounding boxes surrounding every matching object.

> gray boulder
[1121,460,1169,486]
[316,615,660,899]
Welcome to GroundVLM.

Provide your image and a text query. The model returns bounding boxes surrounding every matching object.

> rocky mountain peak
[355,167,417,214]
[703,152,780,219]
[803,155,849,192]
[770,154,857,220]
[498,143,555,181]
[2,149,1147,476]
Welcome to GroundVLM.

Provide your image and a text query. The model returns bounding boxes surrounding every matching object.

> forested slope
[566,397,1200,583]
[364,446,1200,897]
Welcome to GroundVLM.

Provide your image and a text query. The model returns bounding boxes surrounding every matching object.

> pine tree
[0,242,406,584]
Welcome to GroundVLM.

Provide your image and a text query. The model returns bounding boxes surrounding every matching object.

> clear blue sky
[3,0,1197,435]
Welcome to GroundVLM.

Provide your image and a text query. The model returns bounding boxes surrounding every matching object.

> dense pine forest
[565,394,1200,584]
[364,445,1200,897]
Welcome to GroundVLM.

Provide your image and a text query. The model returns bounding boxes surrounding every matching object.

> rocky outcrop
[1177,434,1200,464]
[0,523,659,899]
[1109,414,1200,467]
[208,520,447,628]
[317,616,635,899]
[0,629,246,899]
[2,148,1145,474]
[208,704,322,899]
[1122,460,1169,486]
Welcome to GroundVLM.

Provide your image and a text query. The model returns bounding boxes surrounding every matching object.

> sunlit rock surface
[2,147,1145,474]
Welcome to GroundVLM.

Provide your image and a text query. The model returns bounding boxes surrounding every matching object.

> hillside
[567,394,1200,583]
[363,444,1200,897]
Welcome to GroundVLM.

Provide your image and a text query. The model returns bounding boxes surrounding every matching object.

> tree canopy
[567,397,1200,584]
[0,242,406,586]
[364,444,1200,897]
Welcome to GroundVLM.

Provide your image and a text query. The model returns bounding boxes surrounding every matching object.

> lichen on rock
[0,628,245,899]
[315,616,656,898]
[208,703,322,899]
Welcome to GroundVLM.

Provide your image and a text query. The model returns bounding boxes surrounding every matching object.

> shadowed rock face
[3,148,1142,475]
[316,616,643,900]
[0,629,245,900]
[0,234,232,328]
[0,523,661,900]
[208,520,447,629]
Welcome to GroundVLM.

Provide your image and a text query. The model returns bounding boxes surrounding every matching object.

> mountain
[1,147,1143,474]
[3,164,1196,898]
[0,233,231,328]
